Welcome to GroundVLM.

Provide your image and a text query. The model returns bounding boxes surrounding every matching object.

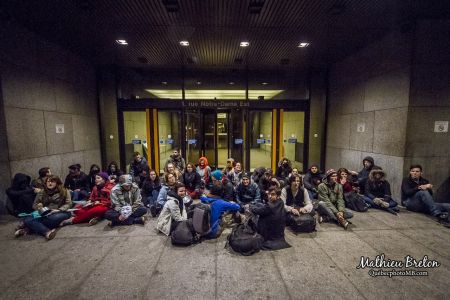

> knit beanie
[211,170,223,181]
[98,172,109,182]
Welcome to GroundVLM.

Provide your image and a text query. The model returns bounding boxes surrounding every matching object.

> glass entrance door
[249,111,273,171]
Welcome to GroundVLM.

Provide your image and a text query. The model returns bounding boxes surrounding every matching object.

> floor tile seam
[53,237,128,299]
[139,236,169,299]
[270,252,293,300]
[311,233,370,300]
[214,238,218,300]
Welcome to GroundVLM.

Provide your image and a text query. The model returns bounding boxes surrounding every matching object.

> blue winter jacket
[200,196,240,238]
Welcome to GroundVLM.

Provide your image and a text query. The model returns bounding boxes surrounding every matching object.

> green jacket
[318,180,345,214]
[110,183,143,212]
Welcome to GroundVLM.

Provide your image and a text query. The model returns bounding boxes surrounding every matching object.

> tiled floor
[0,208,449,300]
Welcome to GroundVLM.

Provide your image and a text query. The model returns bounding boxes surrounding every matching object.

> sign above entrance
[182,100,250,108]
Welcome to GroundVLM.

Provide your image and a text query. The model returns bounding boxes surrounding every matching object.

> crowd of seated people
[6,150,450,244]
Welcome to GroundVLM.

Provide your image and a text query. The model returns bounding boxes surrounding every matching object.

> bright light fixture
[161,81,168,85]
[240,41,250,47]
[145,89,284,100]
[229,81,235,85]
[196,81,202,85]
[116,39,128,45]
[179,41,190,46]
[261,82,269,85]
[298,42,310,48]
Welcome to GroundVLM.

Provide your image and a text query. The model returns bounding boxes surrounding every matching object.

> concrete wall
[326,30,413,200]
[98,69,120,168]
[309,70,327,171]
[406,19,450,191]
[0,21,100,212]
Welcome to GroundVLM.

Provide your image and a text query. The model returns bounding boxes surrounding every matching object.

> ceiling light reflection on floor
[145,89,284,100]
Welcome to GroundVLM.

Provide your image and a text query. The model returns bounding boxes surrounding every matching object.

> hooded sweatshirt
[200,196,240,238]
[303,164,324,192]
[6,173,35,214]
[275,157,293,180]
[357,156,375,194]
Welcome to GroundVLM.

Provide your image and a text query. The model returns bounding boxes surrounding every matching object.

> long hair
[337,168,349,180]
[44,175,68,199]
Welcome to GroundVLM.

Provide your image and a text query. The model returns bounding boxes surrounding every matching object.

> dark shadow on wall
[436,177,450,203]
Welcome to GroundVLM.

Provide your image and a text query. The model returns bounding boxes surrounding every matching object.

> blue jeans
[71,190,89,202]
[23,212,71,236]
[144,190,160,207]
[363,196,398,209]
[405,191,450,216]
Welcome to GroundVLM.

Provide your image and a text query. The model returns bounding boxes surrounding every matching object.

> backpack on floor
[227,222,264,256]
[288,213,316,233]
[171,219,198,246]
[192,203,212,235]
[344,192,368,212]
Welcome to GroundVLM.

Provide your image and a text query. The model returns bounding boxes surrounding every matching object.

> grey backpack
[192,203,212,235]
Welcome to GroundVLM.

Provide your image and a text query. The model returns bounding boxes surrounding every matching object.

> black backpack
[344,192,369,212]
[287,213,316,233]
[192,203,212,236]
[227,222,264,256]
[171,219,198,246]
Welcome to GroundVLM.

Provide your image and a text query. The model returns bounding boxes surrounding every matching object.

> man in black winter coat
[401,165,450,227]
[250,186,291,250]
[357,156,375,195]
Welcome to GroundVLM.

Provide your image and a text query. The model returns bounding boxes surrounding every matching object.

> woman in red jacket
[61,172,114,226]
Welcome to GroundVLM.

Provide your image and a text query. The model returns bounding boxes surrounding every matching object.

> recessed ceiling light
[240,41,250,47]
[298,42,310,48]
[116,39,128,45]
[196,81,202,85]
[261,82,269,85]
[161,81,168,85]
[179,41,189,46]
[229,81,235,85]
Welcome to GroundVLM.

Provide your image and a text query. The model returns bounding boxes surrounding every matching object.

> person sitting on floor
[303,164,324,200]
[165,148,186,174]
[163,162,182,183]
[60,172,114,226]
[200,185,241,238]
[6,173,38,216]
[88,164,101,190]
[401,164,450,227]
[106,161,123,184]
[141,169,162,208]
[250,186,291,250]
[211,170,235,202]
[105,175,146,226]
[181,162,202,199]
[64,164,90,203]
[357,156,375,195]
[196,156,211,188]
[223,158,236,178]
[317,169,353,229]
[31,167,52,191]
[235,172,261,209]
[153,172,178,216]
[15,175,72,240]
[129,151,149,183]
[227,162,243,187]
[156,183,189,236]
[363,167,399,215]
[281,174,314,223]
[275,157,293,185]
[258,168,281,202]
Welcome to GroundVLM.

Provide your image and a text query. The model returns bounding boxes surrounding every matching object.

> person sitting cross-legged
[235,172,261,210]
[16,175,72,240]
[250,186,291,250]
[281,174,315,225]
[104,175,147,226]
[200,185,240,239]
[402,165,450,227]
[61,172,114,226]
[317,169,353,229]
[363,167,399,215]
[156,183,189,236]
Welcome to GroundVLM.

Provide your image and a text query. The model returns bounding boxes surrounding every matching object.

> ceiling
[1,0,448,72]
